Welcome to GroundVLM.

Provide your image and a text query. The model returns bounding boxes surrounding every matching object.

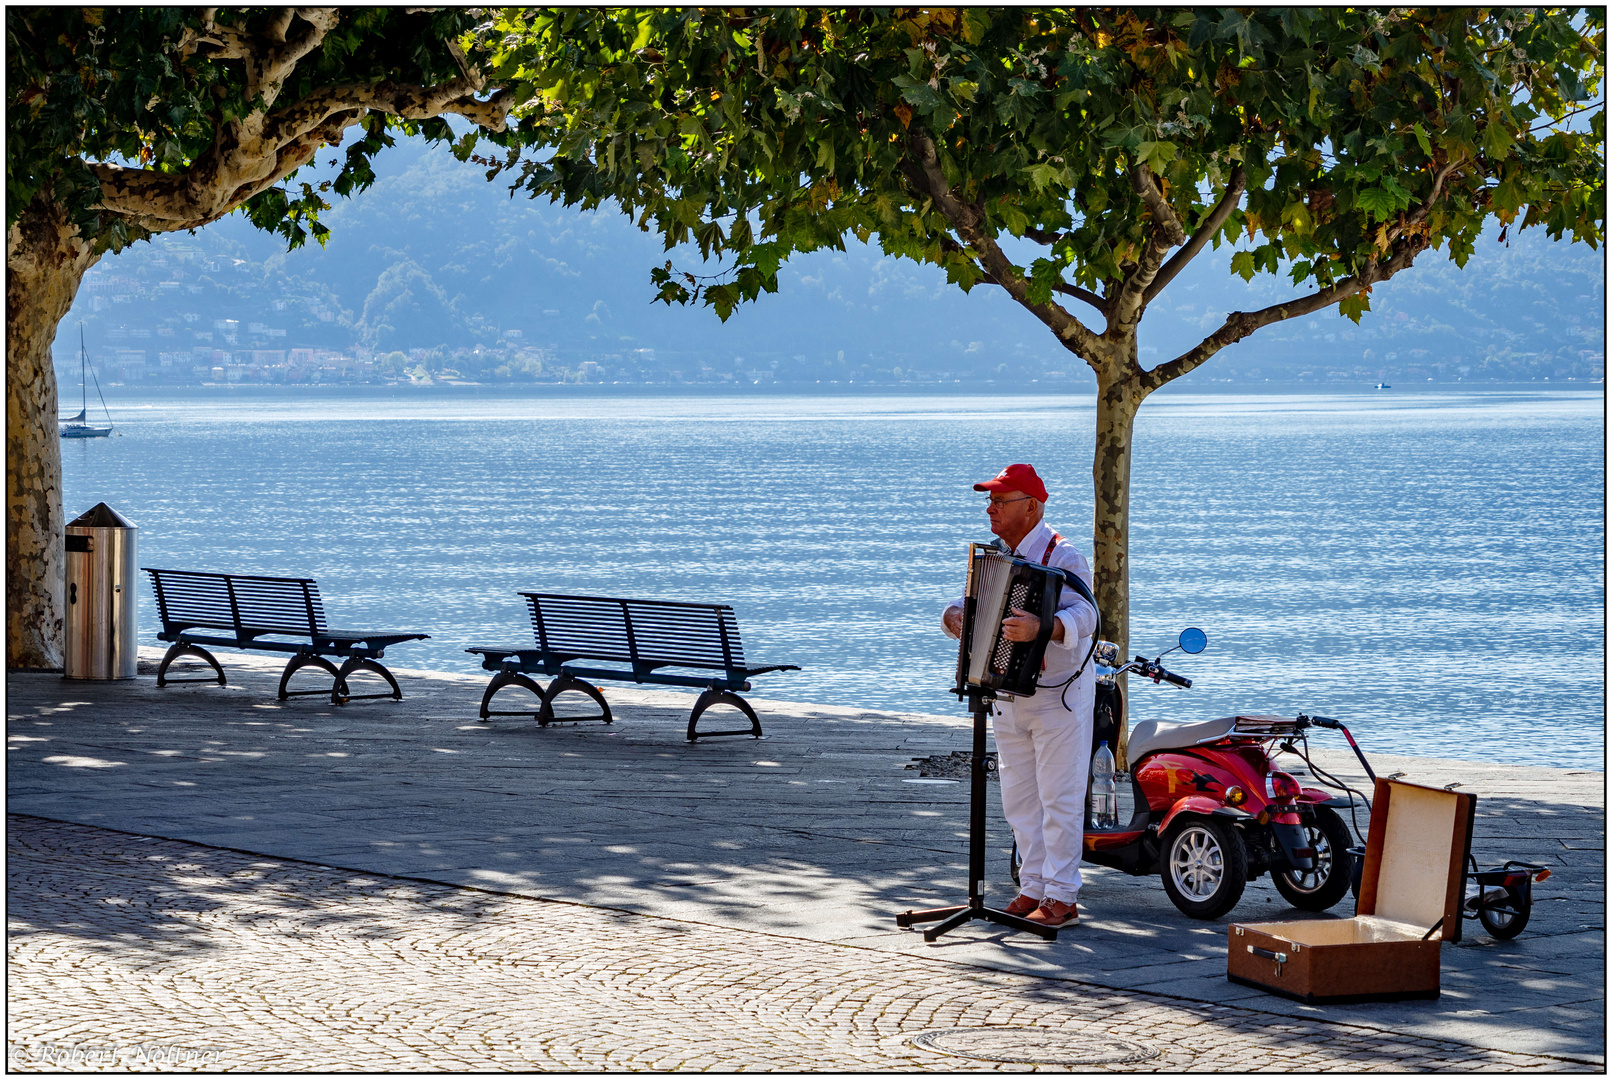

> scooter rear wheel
[1160,816,1247,920]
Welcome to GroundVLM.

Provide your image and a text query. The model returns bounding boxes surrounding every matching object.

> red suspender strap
[1038,532,1064,671]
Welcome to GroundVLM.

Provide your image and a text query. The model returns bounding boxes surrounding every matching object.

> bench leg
[335,656,404,702]
[538,674,612,727]
[688,689,763,741]
[156,642,226,688]
[278,651,347,705]
[479,669,547,721]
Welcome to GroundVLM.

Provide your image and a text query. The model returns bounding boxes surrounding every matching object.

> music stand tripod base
[896,901,1058,942]
[895,686,1059,942]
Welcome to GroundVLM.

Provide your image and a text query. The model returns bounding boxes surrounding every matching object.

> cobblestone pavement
[8,817,1595,1073]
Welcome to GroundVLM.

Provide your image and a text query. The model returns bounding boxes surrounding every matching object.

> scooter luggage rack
[1232,714,1304,736]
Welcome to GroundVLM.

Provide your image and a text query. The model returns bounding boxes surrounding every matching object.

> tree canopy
[7,7,512,256]
[473,8,1605,748]
[6,7,518,667]
[479,7,1602,333]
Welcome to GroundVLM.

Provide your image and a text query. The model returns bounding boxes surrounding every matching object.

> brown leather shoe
[1003,893,1041,917]
[1026,898,1079,927]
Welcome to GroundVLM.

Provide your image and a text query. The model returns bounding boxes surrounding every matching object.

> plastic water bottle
[1090,741,1118,830]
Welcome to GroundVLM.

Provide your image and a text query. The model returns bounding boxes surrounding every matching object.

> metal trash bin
[64,502,138,680]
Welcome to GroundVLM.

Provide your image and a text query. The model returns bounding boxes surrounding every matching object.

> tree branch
[1389,155,1464,240]
[901,127,1103,361]
[1050,280,1109,316]
[1017,228,1107,314]
[260,79,514,148]
[265,8,298,44]
[227,114,358,214]
[940,238,1109,317]
[89,76,514,225]
[1143,234,1430,391]
[1145,165,1246,306]
[251,9,340,107]
[178,27,244,62]
[1110,164,1186,330]
[1130,164,1186,245]
[445,35,486,93]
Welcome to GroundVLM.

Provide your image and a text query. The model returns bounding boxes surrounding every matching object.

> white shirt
[944,519,1098,693]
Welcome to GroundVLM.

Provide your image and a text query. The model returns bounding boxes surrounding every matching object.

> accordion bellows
[955,543,1063,698]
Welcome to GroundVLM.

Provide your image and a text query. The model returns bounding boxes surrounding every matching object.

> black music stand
[895,686,1058,942]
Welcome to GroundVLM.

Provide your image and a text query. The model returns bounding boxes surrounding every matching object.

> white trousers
[993,681,1094,905]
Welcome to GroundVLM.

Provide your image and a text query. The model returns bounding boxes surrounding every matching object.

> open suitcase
[1227,777,1476,1003]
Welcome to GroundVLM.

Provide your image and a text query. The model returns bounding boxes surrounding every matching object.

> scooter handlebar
[1133,656,1192,688]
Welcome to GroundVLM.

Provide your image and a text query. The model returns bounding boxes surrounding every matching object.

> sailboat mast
[80,325,88,414]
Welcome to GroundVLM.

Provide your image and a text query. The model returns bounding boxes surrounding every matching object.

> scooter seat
[1126,716,1238,762]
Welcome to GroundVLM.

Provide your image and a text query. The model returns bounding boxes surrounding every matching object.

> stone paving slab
[6,817,1594,1073]
[7,650,1605,1068]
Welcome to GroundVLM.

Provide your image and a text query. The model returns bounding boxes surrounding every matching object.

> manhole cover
[910,1027,1159,1065]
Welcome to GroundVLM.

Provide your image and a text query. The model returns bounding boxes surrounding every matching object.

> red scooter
[1012,630,1357,920]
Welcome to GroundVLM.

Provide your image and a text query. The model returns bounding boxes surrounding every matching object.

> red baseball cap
[973,463,1048,502]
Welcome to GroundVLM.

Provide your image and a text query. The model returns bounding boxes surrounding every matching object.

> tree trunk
[6,201,100,669]
[1091,364,1148,770]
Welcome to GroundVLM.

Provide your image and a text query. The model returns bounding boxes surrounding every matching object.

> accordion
[954,542,1065,698]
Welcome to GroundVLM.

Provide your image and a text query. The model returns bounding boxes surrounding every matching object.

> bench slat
[522,592,749,671]
[145,568,328,636]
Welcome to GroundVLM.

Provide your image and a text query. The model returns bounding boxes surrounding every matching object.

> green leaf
[814,139,835,173]
[1025,162,1059,192]
[1137,140,1177,172]
[1354,187,1399,221]
[1483,121,1515,160]
[1411,122,1433,159]
[1491,177,1526,214]
[1338,291,1371,323]
[996,202,1031,235]
[899,81,948,116]
[706,282,738,321]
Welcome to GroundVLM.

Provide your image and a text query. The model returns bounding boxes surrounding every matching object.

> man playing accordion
[942,463,1097,928]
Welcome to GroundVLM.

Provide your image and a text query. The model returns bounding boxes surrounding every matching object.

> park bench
[143,568,428,705]
[467,592,800,741]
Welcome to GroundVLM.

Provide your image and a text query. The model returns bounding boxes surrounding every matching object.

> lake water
[60,386,1605,770]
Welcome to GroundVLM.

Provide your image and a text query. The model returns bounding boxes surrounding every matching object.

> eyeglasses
[986,496,1033,510]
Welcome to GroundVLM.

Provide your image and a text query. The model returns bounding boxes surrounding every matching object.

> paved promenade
[8,650,1604,1071]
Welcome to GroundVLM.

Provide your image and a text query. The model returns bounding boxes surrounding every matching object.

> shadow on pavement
[6,660,1604,1064]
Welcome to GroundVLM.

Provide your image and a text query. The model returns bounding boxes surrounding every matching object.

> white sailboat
[60,327,114,439]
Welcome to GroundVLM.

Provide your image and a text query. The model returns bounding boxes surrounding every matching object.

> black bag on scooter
[1093,680,1123,758]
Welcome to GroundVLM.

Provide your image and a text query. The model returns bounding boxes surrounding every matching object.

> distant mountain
[56,136,1604,387]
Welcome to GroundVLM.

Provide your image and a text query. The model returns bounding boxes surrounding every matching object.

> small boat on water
[59,327,114,439]
[1374,382,1392,389]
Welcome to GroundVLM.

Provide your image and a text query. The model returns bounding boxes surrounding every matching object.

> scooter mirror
[1179,627,1208,654]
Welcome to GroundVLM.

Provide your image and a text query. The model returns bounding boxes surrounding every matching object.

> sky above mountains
[61,135,1604,385]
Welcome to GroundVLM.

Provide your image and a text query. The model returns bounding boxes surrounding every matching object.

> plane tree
[6,7,520,668]
[477,7,1603,755]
